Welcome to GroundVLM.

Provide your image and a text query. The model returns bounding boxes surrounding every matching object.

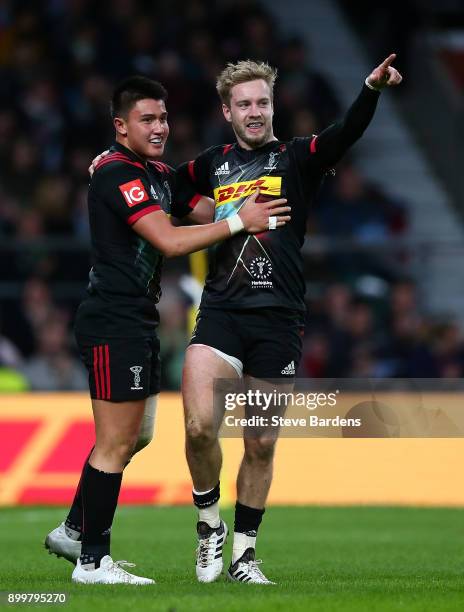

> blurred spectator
[314,164,408,283]
[19,317,87,391]
[301,274,464,380]
[275,36,340,139]
[317,164,407,242]
[0,309,23,369]
[430,322,464,377]
[4,277,66,357]
[157,284,189,390]
[301,333,330,377]
[327,300,378,376]
[0,0,432,390]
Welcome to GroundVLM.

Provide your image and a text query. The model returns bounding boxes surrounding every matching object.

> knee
[185,420,217,450]
[244,437,276,464]
[96,436,138,465]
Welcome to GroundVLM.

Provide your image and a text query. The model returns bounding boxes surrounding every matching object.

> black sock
[80,462,122,568]
[192,482,220,508]
[65,447,94,536]
[234,501,265,534]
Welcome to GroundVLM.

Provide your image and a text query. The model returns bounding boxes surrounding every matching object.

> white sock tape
[227,214,245,235]
[268,216,277,230]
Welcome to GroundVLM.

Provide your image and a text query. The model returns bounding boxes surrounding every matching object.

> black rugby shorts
[190,308,305,379]
[76,334,161,402]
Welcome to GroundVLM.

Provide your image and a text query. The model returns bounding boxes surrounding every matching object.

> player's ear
[114,116,128,137]
[222,103,232,123]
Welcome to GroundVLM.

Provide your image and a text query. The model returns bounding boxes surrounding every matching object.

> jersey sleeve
[177,147,216,199]
[93,162,162,226]
[170,168,203,219]
[292,83,381,170]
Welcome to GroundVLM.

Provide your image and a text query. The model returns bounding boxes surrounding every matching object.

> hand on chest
[211,149,288,218]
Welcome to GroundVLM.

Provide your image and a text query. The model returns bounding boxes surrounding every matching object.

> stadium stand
[1,0,463,388]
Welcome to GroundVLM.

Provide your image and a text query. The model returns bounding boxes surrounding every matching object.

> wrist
[226,214,245,235]
[365,76,382,91]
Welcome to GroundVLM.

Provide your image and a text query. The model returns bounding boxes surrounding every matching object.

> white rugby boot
[72,555,154,585]
[44,522,81,564]
[195,520,228,583]
[227,548,275,584]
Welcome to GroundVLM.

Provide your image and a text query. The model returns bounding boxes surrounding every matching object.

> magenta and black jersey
[75,142,198,338]
[177,84,381,313]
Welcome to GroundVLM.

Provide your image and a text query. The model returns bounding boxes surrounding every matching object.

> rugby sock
[65,447,94,539]
[80,462,122,570]
[192,482,220,528]
[232,501,265,563]
[64,523,81,541]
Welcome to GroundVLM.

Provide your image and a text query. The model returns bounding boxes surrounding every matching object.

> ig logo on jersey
[119,179,149,207]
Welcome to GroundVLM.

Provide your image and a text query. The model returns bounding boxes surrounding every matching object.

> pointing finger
[379,53,396,70]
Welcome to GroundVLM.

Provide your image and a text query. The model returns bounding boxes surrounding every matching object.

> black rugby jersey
[75,142,198,337]
[178,84,380,312]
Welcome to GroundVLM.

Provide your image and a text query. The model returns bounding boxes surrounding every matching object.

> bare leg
[236,376,291,507]
[73,398,148,569]
[63,394,157,536]
[90,398,147,472]
[183,345,238,491]
[236,437,276,508]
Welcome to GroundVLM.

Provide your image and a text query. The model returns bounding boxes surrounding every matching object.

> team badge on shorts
[130,365,144,390]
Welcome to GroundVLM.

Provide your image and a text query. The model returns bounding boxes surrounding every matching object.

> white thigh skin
[133,394,158,454]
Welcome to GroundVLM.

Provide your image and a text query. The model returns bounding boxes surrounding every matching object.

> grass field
[1,505,464,611]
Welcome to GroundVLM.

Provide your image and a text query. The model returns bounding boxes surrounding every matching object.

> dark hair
[110,76,168,119]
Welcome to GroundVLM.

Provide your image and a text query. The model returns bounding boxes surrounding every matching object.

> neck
[236,134,278,151]
[115,136,146,162]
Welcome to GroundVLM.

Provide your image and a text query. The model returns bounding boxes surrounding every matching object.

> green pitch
[1,505,463,611]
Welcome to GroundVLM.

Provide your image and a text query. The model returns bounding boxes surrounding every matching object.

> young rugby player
[44,76,289,585]
[179,55,402,584]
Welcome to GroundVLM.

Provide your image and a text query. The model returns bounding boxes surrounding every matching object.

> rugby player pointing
[179,55,402,584]
[44,76,289,585]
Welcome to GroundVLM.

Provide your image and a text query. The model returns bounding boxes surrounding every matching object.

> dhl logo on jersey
[213,176,282,207]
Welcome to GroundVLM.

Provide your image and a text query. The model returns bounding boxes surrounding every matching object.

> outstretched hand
[367,53,403,90]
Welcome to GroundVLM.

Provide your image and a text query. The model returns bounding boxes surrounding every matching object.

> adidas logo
[281,360,295,375]
[214,162,230,176]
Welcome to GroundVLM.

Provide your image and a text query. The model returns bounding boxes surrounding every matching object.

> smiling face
[223,79,275,150]
[114,98,169,159]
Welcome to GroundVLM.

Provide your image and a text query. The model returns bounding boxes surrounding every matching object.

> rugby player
[178,55,402,584]
[43,76,290,585]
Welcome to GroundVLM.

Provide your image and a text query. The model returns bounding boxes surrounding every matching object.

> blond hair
[216,60,278,105]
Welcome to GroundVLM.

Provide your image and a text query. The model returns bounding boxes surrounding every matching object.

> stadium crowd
[0,0,461,391]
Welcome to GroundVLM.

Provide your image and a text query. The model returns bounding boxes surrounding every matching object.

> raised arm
[311,54,402,168]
